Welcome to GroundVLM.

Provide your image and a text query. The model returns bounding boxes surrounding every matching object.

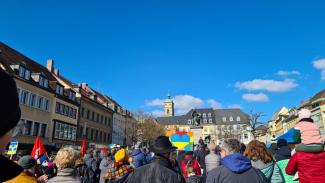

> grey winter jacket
[47,168,80,183]
[205,152,220,173]
[99,157,114,183]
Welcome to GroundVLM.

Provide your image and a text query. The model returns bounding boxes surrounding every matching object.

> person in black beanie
[275,139,292,161]
[0,68,23,182]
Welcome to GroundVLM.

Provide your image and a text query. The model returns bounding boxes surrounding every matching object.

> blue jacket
[131,149,148,168]
[206,153,265,183]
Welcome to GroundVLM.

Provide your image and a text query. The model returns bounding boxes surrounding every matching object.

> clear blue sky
[1,0,325,121]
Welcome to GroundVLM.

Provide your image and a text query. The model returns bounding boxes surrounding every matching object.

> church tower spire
[164,91,174,117]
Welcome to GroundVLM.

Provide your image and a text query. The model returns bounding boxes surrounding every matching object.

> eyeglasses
[11,120,25,137]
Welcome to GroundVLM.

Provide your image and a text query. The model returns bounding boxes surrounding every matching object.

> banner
[7,141,19,155]
[166,131,194,151]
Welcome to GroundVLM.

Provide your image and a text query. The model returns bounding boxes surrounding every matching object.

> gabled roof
[157,108,249,125]
[0,42,57,82]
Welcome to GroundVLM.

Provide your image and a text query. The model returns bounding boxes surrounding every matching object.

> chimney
[54,68,59,76]
[47,59,54,72]
[81,82,88,89]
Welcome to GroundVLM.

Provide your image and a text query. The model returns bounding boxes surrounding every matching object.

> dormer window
[209,119,213,123]
[203,113,206,118]
[237,116,241,121]
[68,91,75,101]
[203,119,207,123]
[230,116,234,122]
[56,85,64,95]
[38,75,49,88]
[18,66,31,80]
[208,113,212,117]
[222,117,226,122]
[187,119,192,124]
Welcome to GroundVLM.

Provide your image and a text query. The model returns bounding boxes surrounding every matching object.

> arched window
[203,119,207,123]
[229,116,234,122]
[209,119,213,123]
[203,113,207,118]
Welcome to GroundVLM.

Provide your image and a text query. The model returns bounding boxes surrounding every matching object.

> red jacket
[286,151,325,183]
[181,155,201,179]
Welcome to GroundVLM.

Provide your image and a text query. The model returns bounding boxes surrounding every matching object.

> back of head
[244,140,272,164]
[221,139,241,154]
[277,139,288,148]
[0,69,21,138]
[208,142,216,152]
[18,155,36,170]
[55,147,78,170]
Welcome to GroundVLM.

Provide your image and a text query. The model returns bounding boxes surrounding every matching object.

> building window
[203,119,207,123]
[187,119,192,124]
[97,114,100,122]
[81,107,85,118]
[203,113,206,118]
[222,117,226,122]
[64,106,69,116]
[20,90,29,104]
[19,66,25,78]
[37,97,43,109]
[56,85,64,95]
[45,99,50,111]
[60,103,65,114]
[90,129,94,140]
[101,115,103,124]
[244,134,248,139]
[54,121,76,141]
[92,112,95,121]
[208,113,212,117]
[86,110,90,119]
[104,117,107,125]
[237,116,240,121]
[24,120,32,135]
[103,133,106,143]
[40,124,47,137]
[229,117,234,122]
[95,130,98,141]
[33,122,40,136]
[85,128,89,139]
[209,119,213,123]
[29,94,36,107]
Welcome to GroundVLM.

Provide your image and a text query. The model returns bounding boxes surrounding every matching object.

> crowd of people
[2,63,325,183]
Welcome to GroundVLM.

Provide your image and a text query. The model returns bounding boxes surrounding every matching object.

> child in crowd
[295,109,324,152]
[186,166,203,183]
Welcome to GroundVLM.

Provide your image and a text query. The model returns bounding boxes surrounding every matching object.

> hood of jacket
[221,153,252,174]
[251,160,274,180]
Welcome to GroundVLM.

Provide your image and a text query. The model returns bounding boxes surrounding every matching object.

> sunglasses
[11,120,25,137]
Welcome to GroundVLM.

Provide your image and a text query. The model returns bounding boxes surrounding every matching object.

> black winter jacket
[126,155,185,183]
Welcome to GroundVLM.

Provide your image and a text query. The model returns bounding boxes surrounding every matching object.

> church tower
[164,93,174,117]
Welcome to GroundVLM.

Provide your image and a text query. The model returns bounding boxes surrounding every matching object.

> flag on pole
[31,136,46,159]
[81,138,87,156]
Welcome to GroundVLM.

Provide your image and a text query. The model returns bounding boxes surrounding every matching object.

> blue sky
[1,0,325,121]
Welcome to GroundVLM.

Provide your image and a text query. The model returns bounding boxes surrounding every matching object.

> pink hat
[298,109,311,121]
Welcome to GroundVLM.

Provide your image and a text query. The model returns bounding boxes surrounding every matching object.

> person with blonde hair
[47,147,80,183]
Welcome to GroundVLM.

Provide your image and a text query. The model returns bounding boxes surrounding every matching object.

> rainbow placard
[166,131,194,151]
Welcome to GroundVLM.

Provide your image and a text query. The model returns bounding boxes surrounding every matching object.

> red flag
[102,147,108,153]
[31,136,46,159]
[81,138,87,156]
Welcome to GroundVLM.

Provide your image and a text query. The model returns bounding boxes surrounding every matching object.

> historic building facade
[157,95,253,144]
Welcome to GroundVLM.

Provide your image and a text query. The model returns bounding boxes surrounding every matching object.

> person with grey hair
[206,139,266,183]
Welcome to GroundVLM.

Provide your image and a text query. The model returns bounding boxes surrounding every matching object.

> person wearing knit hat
[295,108,324,153]
[103,149,133,182]
[5,155,38,183]
[0,69,23,182]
